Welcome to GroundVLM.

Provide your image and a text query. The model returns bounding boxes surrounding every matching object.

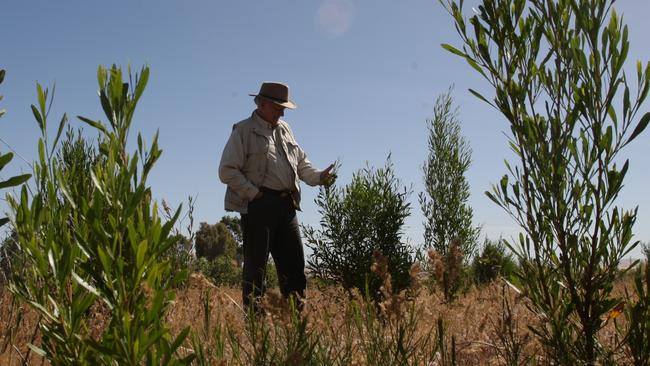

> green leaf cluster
[441,0,650,363]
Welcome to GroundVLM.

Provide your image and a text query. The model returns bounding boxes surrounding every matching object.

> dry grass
[0,272,637,365]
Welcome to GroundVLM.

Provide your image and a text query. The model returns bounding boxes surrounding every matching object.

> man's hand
[320,164,337,187]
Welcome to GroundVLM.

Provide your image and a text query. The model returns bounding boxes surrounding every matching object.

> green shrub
[8,65,194,364]
[304,158,414,303]
[471,238,517,285]
[198,256,278,289]
[195,221,238,260]
[198,256,241,287]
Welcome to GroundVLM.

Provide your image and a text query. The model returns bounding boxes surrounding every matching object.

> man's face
[257,99,286,126]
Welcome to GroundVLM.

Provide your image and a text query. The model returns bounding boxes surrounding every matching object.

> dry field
[0,273,634,365]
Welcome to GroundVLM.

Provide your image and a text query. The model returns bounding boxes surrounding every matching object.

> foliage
[195,221,238,260]
[7,65,194,364]
[162,196,197,286]
[472,238,518,285]
[220,215,243,245]
[197,256,241,287]
[0,69,31,228]
[441,0,650,363]
[419,87,480,261]
[304,158,414,303]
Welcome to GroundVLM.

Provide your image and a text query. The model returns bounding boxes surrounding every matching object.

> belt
[259,186,293,198]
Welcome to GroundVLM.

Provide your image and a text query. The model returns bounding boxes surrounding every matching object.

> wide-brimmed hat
[249,81,297,109]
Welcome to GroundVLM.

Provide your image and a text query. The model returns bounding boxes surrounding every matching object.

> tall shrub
[8,65,194,364]
[420,88,480,260]
[304,158,414,302]
[441,0,650,363]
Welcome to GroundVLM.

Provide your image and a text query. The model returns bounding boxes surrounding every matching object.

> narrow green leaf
[626,112,650,146]
[0,218,9,227]
[0,69,5,84]
[441,43,467,57]
[27,344,47,357]
[77,115,108,135]
[31,104,44,131]
[72,271,101,297]
[47,249,57,279]
[0,174,31,189]
[37,84,46,117]
[170,326,191,352]
[55,169,77,209]
[468,88,495,108]
[136,239,148,268]
[50,113,68,156]
[133,66,149,103]
[0,152,13,170]
[38,139,45,164]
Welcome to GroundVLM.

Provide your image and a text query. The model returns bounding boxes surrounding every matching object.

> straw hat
[249,81,297,109]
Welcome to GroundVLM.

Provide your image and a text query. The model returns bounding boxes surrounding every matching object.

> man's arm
[295,147,335,186]
[219,126,260,201]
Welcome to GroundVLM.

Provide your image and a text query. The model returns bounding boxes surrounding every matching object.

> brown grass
[0,272,637,365]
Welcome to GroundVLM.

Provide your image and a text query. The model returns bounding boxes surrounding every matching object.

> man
[219,81,335,312]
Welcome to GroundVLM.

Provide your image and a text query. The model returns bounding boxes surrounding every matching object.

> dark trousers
[241,191,306,310]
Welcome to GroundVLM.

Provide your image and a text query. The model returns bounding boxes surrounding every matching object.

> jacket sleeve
[219,126,260,201]
[295,146,323,186]
[282,123,323,186]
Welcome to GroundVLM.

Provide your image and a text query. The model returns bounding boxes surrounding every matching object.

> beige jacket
[219,112,323,213]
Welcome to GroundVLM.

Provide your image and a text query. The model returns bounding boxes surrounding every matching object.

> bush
[198,256,278,288]
[304,158,414,303]
[198,256,241,287]
[7,65,194,364]
[471,238,517,285]
[195,221,238,260]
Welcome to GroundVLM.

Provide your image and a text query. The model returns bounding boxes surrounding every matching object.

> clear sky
[1,1,649,255]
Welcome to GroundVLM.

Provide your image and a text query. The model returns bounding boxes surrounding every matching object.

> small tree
[220,215,242,244]
[471,238,517,285]
[441,0,650,363]
[195,221,238,260]
[420,88,480,260]
[304,158,414,303]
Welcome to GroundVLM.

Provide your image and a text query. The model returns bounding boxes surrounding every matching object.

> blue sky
[1,0,649,255]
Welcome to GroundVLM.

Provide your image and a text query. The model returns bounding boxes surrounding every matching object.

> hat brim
[249,94,297,109]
